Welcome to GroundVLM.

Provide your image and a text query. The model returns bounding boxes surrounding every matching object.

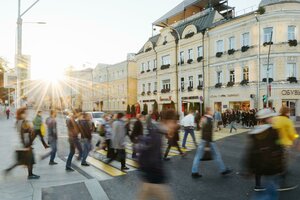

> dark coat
[131,119,143,143]
[166,125,180,146]
[201,116,213,142]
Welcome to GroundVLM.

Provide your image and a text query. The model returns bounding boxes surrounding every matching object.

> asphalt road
[100,133,300,200]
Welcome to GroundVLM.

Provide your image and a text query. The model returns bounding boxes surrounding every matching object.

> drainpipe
[205,29,210,110]
[154,47,159,111]
[256,13,261,109]
[201,29,206,116]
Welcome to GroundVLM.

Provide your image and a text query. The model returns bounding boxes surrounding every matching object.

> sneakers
[277,184,298,192]
[221,169,232,176]
[81,163,90,167]
[66,167,75,172]
[191,173,202,178]
[28,174,40,180]
[254,186,266,192]
[121,166,129,171]
[49,161,58,165]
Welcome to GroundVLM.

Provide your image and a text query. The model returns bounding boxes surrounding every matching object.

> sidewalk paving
[0,115,109,200]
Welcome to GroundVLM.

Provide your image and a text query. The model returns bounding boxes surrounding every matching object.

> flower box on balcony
[227,49,235,55]
[197,85,203,90]
[215,83,222,88]
[241,46,250,52]
[188,86,193,92]
[161,88,170,93]
[160,64,170,70]
[184,32,195,39]
[147,91,151,95]
[141,92,145,96]
[153,68,157,71]
[163,41,168,45]
[197,57,203,62]
[187,59,193,64]
[287,77,298,83]
[288,40,298,47]
[216,52,223,58]
[227,81,234,87]
[240,79,249,86]
[146,69,151,72]
[141,71,145,74]
[263,42,273,47]
[262,78,274,83]
[153,90,157,95]
[145,47,152,52]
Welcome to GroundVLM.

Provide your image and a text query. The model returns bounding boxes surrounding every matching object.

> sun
[43,73,65,84]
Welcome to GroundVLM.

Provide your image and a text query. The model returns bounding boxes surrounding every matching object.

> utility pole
[266,31,273,108]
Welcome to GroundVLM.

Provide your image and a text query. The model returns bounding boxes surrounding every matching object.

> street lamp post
[266,31,273,108]
[16,0,41,108]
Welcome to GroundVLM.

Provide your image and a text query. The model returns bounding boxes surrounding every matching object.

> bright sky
[0,0,261,79]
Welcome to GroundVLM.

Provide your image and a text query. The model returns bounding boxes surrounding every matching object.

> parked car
[86,111,105,129]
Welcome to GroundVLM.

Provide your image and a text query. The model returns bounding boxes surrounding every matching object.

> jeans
[252,175,279,200]
[82,139,92,164]
[49,137,57,162]
[66,137,83,168]
[182,128,197,148]
[192,140,226,174]
[230,121,237,133]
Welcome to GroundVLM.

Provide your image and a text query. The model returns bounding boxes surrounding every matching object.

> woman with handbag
[5,107,40,179]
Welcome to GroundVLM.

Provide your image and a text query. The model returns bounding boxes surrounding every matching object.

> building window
[188,49,193,60]
[154,59,157,69]
[261,64,274,79]
[216,40,224,53]
[229,70,235,82]
[181,77,185,89]
[162,79,171,90]
[287,63,296,77]
[147,61,151,70]
[243,67,249,81]
[162,55,170,65]
[164,36,167,42]
[229,37,235,49]
[189,76,194,88]
[198,74,203,86]
[142,84,145,92]
[263,27,273,43]
[288,26,296,40]
[141,63,145,72]
[242,32,250,46]
[217,71,223,83]
[180,51,184,63]
[154,82,157,91]
[148,83,151,91]
[197,46,203,57]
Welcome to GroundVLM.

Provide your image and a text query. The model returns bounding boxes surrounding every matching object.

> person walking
[32,111,49,149]
[213,110,222,131]
[245,108,284,199]
[6,107,10,120]
[41,110,58,165]
[65,109,83,171]
[108,113,129,171]
[130,113,145,159]
[5,108,40,179]
[181,110,197,149]
[229,110,237,133]
[191,107,232,178]
[272,106,299,191]
[137,110,176,200]
[77,113,93,166]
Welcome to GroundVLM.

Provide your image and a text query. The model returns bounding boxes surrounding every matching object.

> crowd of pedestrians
[2,105,299,200]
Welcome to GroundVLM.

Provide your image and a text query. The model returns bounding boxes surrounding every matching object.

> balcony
[161,88,171,94]
[161,64,170,70]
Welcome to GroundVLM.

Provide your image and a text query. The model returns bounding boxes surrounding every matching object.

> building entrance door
[282,100,296,121]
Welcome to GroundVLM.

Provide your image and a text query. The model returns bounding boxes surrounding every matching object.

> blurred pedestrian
[272,106,299,191]
[78,113,93,166]
[181,110,197,149]
[245,108,284,199]
[191,107,232,178]
[130,113,145,159]
[6,107,10,120]
[137,110,176,200]
[41,110,58,165]
[229,110,237,133]
[213,110,222,131]
[33,111,49,148]
[108,113,129,171]
[5,108,40,179]
[65,109,83,171]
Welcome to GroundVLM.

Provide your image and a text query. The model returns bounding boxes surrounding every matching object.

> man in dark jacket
[130,113,145,158]
[191,107,231,178]
[78,113,93,166]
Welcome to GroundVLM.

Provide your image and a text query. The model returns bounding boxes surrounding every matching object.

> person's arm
[287,120,299,142]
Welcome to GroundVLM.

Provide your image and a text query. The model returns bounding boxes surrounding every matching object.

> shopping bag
[41,124,46,137]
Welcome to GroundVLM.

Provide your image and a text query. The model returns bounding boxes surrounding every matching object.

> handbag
[41,124,46,137]
[201,142,213,161]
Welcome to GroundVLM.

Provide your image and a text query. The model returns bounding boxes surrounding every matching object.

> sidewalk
[0,115,109,200]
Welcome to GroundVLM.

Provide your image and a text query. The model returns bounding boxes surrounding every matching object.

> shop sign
[160,96,172,101]
[281,90,300,96]
[223,105,228,109]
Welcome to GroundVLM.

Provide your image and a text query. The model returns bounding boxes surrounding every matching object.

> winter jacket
[46,117,57,140]
[33,115,42,130]
[201,115,214,142]
[111,120,127,149]
[131,119,143,143]
[272,116,299,147]
[78,119,93,140]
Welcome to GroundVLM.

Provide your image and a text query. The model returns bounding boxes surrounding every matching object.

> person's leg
[190,129,197,148]
[27,164,33,176]
[255,174,262,187]
[209,142,227,173]
[119,149,126,168]
[5,163,19,172]
[81,139,88,164]
[74,137,83,159]
[37,130,48,148]
[175,142,184,155]
[106,139,113,159]
[164,145,171,158]
[230,122,233,133]
[66,139,75,169]
[191,140,205,174]
[50,140,57,162]
[182,129,189,148]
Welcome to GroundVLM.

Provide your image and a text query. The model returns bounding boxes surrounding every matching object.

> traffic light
[263,95,267,108]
